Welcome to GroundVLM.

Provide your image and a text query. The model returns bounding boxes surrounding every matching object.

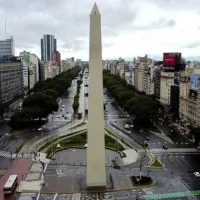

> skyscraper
[0,36,15,56]
[41,34,57,62]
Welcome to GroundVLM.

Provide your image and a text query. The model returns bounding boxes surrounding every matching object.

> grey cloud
[133,18,176,30]
[185,42,200,48]
[143,0,200,11]
[61,40,88,51]
[166,20,176,27]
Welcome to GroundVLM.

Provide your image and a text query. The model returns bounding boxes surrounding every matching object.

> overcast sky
[1,0,200,60]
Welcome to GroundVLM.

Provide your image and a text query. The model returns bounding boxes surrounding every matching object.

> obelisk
[86,3,106,187]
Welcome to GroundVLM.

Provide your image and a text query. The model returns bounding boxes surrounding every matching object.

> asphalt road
[103,89,174,149]
[0,79,78,170]
[104,89,196,150]
[0,122,11,138]
[45,80,77,130]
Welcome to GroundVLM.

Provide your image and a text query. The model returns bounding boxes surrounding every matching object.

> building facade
[41,34,57,62]
[0,56,23,105]
[52,51,61,66]
[0,36,15,56]
[160,72,174,106]
[20,51,39,89]
[154,68,161,99]
[44,62,59,80]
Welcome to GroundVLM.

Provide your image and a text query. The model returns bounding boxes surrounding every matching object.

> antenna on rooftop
[5,18,7,39]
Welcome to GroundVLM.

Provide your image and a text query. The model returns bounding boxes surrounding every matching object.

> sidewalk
[17,153,49,193]
[122,149,139,165]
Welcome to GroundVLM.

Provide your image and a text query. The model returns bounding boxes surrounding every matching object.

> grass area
[16,141,26,154]
[70,121,86,129]
[38,130,85,152]
[148,158,163,168]
[130,176,153,187]
[46,131,125,158]
[107,125,143,147]
[105,129,133,148]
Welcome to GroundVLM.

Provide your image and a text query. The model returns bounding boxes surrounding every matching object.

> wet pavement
[50,148,123,166]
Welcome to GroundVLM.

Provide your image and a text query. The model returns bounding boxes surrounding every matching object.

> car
[62,105,65,108]
[129,124,134,128]
[194,172,200,177]
[62,114,65,117]
[38,128,43,131]
[124,124,130,129]
[57,115,60,118]
[64,117,67,119]
[60,109,62,111]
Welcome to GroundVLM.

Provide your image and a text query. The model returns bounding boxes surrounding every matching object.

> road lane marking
[36,193,40,200]
[53,193,58,200]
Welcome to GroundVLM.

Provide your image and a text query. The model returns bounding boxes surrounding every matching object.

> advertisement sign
[163,53,176,66]
[190,74,200,90]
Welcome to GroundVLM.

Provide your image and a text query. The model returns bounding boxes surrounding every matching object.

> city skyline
[1,0,200,60]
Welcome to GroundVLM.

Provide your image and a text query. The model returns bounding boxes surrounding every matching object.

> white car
[124,124,130,129]
[194,172,200,177]
[62,105,65,108]
[129,124,134,128]
[38,128,43,131]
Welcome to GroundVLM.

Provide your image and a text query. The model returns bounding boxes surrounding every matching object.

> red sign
[163,54,176,66]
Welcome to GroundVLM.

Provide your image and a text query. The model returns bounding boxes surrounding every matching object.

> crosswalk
[137,148,198,153]
[0,151,33,158]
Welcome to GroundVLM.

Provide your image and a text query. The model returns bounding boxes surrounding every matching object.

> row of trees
[103,70,162,128]
[9,67,81,129]
[72,79,83,112]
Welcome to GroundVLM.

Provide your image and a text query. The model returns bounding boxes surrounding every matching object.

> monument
[86,3,106,187]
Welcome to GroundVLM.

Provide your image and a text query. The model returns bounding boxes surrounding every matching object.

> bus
[3,175,18,195]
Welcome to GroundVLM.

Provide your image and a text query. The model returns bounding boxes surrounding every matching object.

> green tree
[23,93,58,120]
[43,89,58,99]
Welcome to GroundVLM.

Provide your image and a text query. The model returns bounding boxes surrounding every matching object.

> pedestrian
[22,152,24,158]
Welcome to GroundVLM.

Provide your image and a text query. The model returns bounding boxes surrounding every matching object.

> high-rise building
[20,51,39,89]
[0,56,23,105]
[41,34,57,62]
[154,68,161,99]
[0,36,15,56]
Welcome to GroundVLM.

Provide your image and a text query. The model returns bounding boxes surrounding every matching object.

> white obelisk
[87,3,106,187]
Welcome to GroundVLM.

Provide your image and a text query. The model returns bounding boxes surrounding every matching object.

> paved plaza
[50,148,123,166]
[41,165,132,193]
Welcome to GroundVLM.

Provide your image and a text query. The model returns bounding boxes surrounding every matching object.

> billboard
[163,53,176,66]
[190,74,200,90]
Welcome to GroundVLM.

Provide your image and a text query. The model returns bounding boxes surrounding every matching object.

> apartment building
[154,67,161,99]
[0,56,23,105]
[20,51,39,89]
[133,66,139,89]
[0,36,15,56]
[137,63,144,92]
[160,72,174,107]
[44,62,59,80]
[179,71,197,125]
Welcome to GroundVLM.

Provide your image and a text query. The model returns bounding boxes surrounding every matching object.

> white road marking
[53,193,58,200]
[36,193,40,200]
